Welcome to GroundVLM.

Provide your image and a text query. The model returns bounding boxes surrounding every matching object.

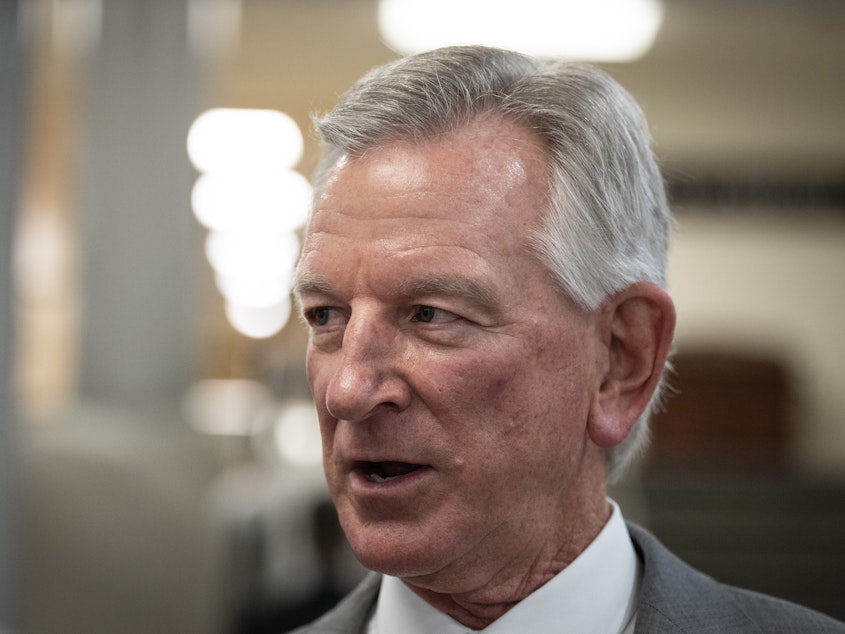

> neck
[402,494,612,629]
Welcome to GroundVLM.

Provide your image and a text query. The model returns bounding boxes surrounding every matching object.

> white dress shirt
[367,500,641,633]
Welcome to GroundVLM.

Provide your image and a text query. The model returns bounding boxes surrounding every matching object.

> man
[291,46,843,633]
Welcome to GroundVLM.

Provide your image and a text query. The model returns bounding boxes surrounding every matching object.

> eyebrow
[294,268,498,312]
[292,269,334,300]
[396,274,498,311]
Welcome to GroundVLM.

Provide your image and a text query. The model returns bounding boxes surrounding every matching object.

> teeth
[368,472,396,483]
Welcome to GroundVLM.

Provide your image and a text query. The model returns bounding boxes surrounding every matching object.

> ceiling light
[225,298,292,340]
[187,108,309,339]
[187,108,303,174]
[378,0,664,62]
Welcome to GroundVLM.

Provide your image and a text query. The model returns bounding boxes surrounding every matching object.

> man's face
[296,117,608,590]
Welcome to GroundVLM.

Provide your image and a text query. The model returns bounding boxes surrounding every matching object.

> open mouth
[360,461,423,483]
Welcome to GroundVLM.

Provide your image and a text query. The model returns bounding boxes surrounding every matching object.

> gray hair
[311,45,672,481]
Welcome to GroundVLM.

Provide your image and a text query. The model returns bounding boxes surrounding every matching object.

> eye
[306,306,334,326]
[416,305,437,323]
[412,305,456,324]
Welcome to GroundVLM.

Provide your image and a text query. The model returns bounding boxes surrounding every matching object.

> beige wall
[669,210,845,475]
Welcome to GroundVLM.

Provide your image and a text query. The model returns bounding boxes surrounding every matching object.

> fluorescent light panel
[378,0,664,62]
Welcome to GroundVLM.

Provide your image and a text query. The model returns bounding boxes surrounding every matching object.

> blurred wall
[670,210,845,474]
[75,0,204,414]
[1,0,24,629]
[17,2,230,633]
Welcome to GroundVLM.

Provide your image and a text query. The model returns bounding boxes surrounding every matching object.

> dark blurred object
[649,348,793,469]
[644,470,845,621]
[236,501,348,634]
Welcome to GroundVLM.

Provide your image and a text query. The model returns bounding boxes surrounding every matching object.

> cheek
[432,334,594,454]
[436,348,518,401]
[429,344,549,432]
[304,347,322,393]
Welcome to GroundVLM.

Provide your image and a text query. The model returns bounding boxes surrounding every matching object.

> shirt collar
[370,500,641,634]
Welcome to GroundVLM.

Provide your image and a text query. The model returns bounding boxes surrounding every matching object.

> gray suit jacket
[288,522,844,633]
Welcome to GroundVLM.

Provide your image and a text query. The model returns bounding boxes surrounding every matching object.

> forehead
[308,116,550,244]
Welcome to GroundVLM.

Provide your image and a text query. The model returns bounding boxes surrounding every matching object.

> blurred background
[1,0,844,632]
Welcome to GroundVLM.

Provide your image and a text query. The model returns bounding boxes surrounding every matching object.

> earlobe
[588,283,675,448]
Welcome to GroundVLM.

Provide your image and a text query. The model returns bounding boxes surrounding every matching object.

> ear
[588,282,676,449]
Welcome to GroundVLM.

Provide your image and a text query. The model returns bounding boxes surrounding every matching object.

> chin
[345,519,459,579]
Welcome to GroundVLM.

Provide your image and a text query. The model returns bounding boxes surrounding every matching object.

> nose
[323,312,411,422]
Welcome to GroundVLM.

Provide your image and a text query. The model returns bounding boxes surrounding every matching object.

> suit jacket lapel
[628,522,756,633]
[289,572,380,634]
